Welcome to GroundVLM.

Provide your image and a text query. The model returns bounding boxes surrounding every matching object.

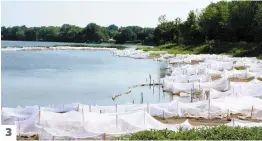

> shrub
[116,125,262,140]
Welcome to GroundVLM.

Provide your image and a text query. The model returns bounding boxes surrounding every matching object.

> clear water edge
[1,41,172,107]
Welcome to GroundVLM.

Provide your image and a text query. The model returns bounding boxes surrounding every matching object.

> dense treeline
[154,1,262,45]
[1,1,262,46]
[1,24,155,45]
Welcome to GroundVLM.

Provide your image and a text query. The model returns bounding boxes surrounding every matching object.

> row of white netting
[2,52,262,140]
[2,104,262,140]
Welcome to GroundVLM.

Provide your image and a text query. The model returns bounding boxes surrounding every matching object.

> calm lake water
[1,40,137,48]
[1,40,84,47]
[1,41,170,107]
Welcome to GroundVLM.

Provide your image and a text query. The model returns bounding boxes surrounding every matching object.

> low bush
[116,125,262,140]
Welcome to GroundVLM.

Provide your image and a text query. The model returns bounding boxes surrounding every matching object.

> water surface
[2,49,170,107]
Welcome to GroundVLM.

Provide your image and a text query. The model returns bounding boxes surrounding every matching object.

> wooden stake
[159,79,161,96]
[159,90,161,102]
[227,109,229,120]
[149,74,151,86]
[82,108,85,124]
[77,104,80,112]
[38,110,41,124]
[89,105,91,112]
[198,79,200,90]
[147,103,149,113]
[116,114,118,127]
[18,119,20,136]
[115,104,118,113]
[251,106,254,119]
[190,88,193,103]
[141,92,144,104]
[162,110,165,120]
[144,110,146,125]
[153,80,155,94]
[208,98,211,119]
[177,101,179,117]
[103,133,106,140]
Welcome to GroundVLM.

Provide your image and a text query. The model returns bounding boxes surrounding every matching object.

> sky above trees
[2,0,220,28]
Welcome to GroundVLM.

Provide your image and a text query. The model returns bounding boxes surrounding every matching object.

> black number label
[5,128,12,136]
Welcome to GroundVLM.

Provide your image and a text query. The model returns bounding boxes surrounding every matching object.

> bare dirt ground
[154,114,262,126]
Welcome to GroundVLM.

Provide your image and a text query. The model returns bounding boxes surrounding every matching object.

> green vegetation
[258,55,262,60]
[2,1,262,57]
[1,24,155,45]
[116,125,262,140]
[211,75,222,81]
[258,77,262,81]
[149,53,161,58]
[136,47,161,51]
[154,1,262,45]
[135,41,262,57]
[193,90,202,96]
[234,66,246,70]
[151,1,261,57]
[228,77,254,82]
[172,91,181,96]
[17,134,39,140]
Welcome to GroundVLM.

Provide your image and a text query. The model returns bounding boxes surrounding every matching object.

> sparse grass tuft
[149,53,161,58]
[17,134,39,140]
[228,77,254,82]
[211,75,221,81]
[234,66,246,70]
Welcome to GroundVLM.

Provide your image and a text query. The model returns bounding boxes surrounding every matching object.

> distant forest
[1,1,262,46]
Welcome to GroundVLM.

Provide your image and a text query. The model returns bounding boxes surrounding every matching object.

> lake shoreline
[1,46,119,51]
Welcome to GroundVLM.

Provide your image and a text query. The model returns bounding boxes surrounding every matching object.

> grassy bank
[116,125,262,140]
[136,41,262,59]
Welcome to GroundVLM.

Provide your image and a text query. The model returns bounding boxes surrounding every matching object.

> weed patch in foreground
[116,125,262,140]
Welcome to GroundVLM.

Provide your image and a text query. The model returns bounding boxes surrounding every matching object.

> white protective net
[2,53,262,140]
